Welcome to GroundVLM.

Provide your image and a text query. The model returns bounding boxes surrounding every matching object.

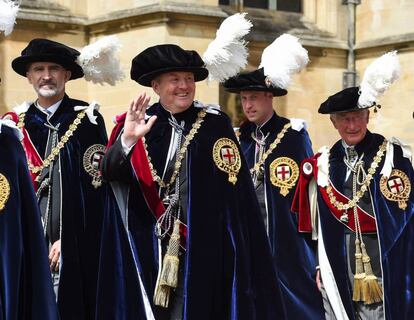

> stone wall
[0,0,413,149]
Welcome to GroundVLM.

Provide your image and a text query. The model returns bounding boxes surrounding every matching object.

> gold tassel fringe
[361,243,383,305]
[352,238,366,302]
[153,219,181,308]
[154,284,171,308]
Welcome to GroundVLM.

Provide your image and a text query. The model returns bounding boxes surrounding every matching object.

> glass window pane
[244,0,268,9]
[277,0,302,12]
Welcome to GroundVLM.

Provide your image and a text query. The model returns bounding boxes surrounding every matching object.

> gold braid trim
[250,122,291,175]
[18,111,87,174]
[326,139,387,210]
[143,110,206,191]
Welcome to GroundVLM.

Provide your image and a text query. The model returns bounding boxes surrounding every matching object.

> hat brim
[318,105,374,114]
[136,66,209,87]
[12,55,84,80]
[225,85,287,97]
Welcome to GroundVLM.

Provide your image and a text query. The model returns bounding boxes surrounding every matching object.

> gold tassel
[352,238,366,302]
[154,284,171,308]
[361,242,383,305]
[153,219,181,308]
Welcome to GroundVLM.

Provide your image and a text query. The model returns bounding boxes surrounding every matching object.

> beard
[34,82,64,98]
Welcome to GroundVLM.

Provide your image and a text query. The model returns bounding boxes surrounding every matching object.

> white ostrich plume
[77,35,125,86]
[358,51,400,108]
[259,33,309,89]
[203,12,252,82]
[0,0,19,36]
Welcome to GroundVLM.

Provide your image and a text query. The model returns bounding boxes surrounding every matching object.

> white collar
[35,99,63,118]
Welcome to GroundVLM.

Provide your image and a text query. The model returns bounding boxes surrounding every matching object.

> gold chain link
[326,139,387,210]
[144,110,206,190]
[250,122,291,175]
[18,111,87,174]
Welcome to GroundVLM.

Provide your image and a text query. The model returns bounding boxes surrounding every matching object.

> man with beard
[100,43,283,319]
[5,38,111,320]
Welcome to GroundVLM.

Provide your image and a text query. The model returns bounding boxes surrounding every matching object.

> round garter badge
[212,138,241,185]
[380,169,411,210]
[0,173,10,212]
[83,144,106,188]
[269,157,299,196]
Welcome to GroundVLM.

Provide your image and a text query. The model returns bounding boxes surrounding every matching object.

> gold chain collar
[144,110,206,190]
[17,111,87,174]
[250,122,291,175]
[326,139,387,211]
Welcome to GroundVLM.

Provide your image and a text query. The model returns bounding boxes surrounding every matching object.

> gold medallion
[269,157,299,196]
[213,138,241,185]
[0,173,10,212]
[83,144,106,188]
[380,169,411,210]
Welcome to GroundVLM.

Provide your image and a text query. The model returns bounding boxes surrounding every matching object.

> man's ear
[64,70,72,82]
[151,79,160,95]
[330,114,338,129]
[366,109,370,125]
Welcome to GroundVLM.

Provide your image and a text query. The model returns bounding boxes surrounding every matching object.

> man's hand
[316,269,322,292]
[49,239,61,272]
[122,92,157,147]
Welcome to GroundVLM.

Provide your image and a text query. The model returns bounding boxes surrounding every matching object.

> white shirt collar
[35,99,63,119]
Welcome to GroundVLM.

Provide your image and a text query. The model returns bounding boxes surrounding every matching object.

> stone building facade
[1,0,413,148]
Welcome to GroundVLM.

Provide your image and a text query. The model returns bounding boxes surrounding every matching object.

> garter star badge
[83,144,106,188]
[269,157,299,196]
[380,169,411,210]
[213,138,241,185]
[0,173,10,212]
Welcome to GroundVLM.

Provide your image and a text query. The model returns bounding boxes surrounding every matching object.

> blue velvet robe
[0,122,58,320]
[239,113,324,319]
[316,131,414,319]
[100,103,284,319]
[20,95,109,319]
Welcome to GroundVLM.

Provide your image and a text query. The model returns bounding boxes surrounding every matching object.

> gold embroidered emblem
[380,169,411,210]
[0,173,10,212]
[213,138,241,185]
[269,157,299,196]
[83,144,106,188]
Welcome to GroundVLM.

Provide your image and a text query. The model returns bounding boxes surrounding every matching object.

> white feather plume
[203,13,252,82]
[0,0,19,36]
[259,33,309,89]
[358,51,400,108]
[76,35,125,86]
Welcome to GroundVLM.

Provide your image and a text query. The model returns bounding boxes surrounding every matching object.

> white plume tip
[203,12,252,82]
[0,0,19,36]
[358,51,400,108]
[76,35,125,86]
[259,33,309,89]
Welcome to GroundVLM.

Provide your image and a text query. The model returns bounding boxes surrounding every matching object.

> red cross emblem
[221,147,236,165]
[277,165,291,181]
[388,177,404,194]
[92,151,105,170]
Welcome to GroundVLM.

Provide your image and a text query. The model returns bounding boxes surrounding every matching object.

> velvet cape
[100,103,284,319]
[293,131,414,319]
[6,95,109,319]
[0,123,58,320]
[238,113,324,319]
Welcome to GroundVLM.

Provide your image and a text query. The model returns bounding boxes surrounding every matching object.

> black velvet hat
[130,44,209,87]
[222,69,287,96]
[318,86,377,114]
[12,38,84,80]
